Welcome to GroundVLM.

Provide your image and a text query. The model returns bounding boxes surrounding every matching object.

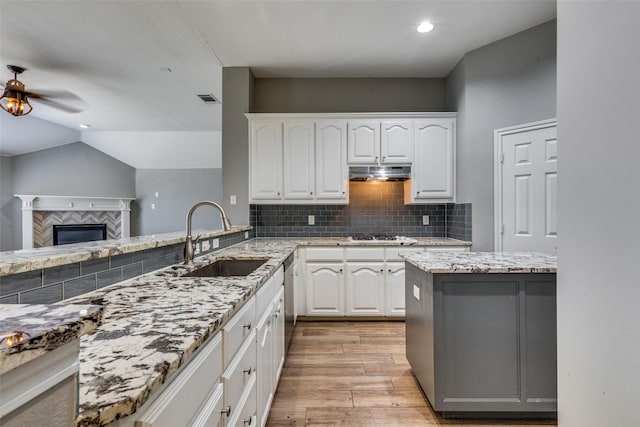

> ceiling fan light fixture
[1,79,33,116]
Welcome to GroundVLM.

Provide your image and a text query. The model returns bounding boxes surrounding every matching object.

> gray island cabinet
[402,251,557,416]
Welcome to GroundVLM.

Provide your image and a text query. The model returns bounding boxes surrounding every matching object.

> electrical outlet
[151,203,156,210]
[308,215,315,225]
[422,215,430,226]
[244,232,249,239]
[230,195,237,205]
[201,240,211,251]
[212,238,219,249]
[154,192,159,198]
[194,243,201,255]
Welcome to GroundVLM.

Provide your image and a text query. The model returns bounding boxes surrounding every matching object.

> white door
[495,119,558,254]
[315,120,347,200]
[283,121,314,199]
[345,262,385,316]
[255,307,274,427]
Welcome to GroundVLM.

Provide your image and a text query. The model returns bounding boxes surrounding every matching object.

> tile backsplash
[251,181,472,239]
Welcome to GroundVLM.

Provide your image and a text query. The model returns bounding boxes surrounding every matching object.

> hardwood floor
[267,321,557,427]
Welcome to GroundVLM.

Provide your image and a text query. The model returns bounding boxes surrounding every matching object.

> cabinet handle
[310,191,313,195]
[243,366,253,375]
[388,269,392,273]
[380,268,384,272]
[243,417,253,426]
[243,322,252,330]
[416,191,419,196]
[339,268,343,273]
[277,192,280,196]
[221,406,231,417]
[382,156,386,161]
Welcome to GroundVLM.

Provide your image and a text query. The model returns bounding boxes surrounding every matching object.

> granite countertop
[0,235,471,426]
[0,226,252,276]
[65,239,299,427]
[401,251,557,274]
[0,304,103,375]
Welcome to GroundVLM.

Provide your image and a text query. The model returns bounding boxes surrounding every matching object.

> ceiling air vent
[197,94,221,104]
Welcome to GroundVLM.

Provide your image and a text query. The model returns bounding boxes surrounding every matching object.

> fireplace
[53,224,107,246]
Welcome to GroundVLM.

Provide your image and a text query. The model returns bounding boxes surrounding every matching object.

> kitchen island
[401,251,557,416]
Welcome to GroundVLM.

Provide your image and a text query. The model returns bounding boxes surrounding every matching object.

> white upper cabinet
[348,119,413,165]
[250,120,283,200]
[315,121,348,200]
[283,121,315,200]
[347,120,380,164]
[405,118,456,203]
[248,113,455,204]
[381,120,413,164]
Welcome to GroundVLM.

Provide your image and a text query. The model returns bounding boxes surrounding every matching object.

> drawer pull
[243,322,252,330]
[243,366,253,375]
[243,417,253,426]
[221,406,231,417]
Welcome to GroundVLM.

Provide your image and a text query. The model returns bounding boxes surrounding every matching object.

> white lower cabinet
[305,262,344,315]
[345,262,385,316]
[303,246,470,317]
[255,269,285,427]
[134,333,223,427]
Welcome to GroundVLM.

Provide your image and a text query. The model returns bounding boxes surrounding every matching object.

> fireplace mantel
[15,195,135,249]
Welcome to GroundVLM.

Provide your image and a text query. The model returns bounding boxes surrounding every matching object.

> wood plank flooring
[267,321,557,427]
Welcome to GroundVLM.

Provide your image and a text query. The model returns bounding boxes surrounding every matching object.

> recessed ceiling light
[79,124,90,129]
[417,21,435,33]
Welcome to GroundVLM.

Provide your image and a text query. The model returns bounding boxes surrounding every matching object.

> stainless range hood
[349,165,411,182]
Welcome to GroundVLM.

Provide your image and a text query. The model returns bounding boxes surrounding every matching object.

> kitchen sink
[184,258,269,277]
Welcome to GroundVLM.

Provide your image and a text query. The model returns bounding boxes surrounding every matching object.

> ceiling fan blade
[30,96,83,113]
[26,89,82,101]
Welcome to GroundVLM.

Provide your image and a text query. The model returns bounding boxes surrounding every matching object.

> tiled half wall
[251,181,471,241]
[33,211,121,248]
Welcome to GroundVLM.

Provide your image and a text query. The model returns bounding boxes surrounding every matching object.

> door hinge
[500,153,504,164]
[501,224,505,235]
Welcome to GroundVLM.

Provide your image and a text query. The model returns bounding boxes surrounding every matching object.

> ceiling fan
[0,65,83,117]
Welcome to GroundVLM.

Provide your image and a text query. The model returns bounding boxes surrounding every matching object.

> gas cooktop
[348,234,417,244]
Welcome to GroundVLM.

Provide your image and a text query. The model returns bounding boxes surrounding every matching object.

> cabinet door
[250,120,283,200]
[283,121,315,200]
[381,120,413,164]
[412,119,455,200]
[305,262,344,316]
[345,262,385,316]
[385,262,406,316]
[256,308,274,427]
[315,120,347,200]
[272,287,285,383]
[347,120,380,164]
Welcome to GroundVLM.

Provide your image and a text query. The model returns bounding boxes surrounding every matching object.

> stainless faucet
[184,200,232,264]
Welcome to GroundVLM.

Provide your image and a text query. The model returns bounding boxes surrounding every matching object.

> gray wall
[11,142,135,197]
[254,78,446,112]
[0,156,19,251]
[133,168,223,236]
[557,3,640,426]
[222,67,255,226]
[446,20,557,250]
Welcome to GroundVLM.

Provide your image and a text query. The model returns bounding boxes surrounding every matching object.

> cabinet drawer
[345,247,384,261]
[223,297,256,366]
[256,266,283,316]
[190,382,224,427]
[229,376,257,427]
[135,333,223,427]
[222,329,257,413]
[385,247,424,261]
[305,247,344,261]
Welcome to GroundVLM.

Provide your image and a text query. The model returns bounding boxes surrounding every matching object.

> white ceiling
[0,0,556,156]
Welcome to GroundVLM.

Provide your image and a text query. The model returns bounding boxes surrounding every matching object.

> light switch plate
[211,238,219,249]
[422,215,430,226]
[201,240,211,251]
[308,215,315,225]
[230,195,237,205]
